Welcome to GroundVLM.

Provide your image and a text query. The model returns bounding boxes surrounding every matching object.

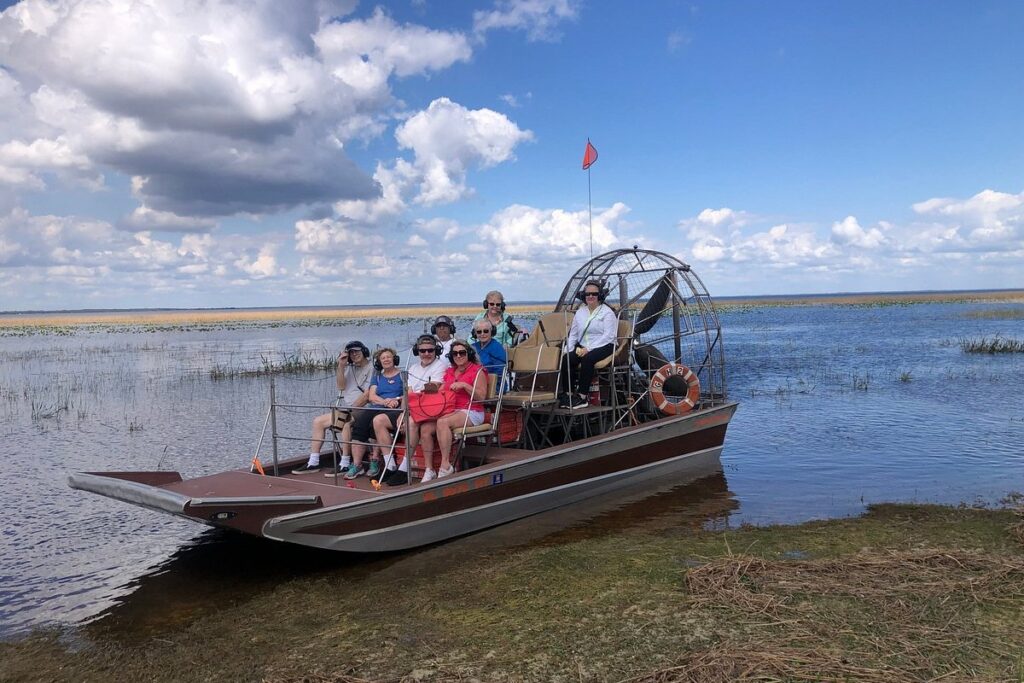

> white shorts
[466,410,485,427]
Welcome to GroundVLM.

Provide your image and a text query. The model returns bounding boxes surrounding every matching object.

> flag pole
[582,138,598,261]
[588,163,593,259]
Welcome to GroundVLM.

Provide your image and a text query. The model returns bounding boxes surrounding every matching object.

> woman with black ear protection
[473,290,518,347]
[561,280,617,410]
[471,319,508,393]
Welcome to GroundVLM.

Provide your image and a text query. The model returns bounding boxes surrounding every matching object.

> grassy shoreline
[2,502,1021,682]
[1,289,1022,331]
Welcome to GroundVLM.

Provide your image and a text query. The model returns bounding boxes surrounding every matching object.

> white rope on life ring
[649,363,701,415]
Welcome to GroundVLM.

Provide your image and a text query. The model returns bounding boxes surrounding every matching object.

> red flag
[582,139,598,170]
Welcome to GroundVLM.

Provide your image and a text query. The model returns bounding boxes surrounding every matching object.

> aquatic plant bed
[2,503,1020,682]
[959,335,1024,354]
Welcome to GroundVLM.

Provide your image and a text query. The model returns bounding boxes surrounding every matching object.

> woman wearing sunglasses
[473,290,519,347]
[426,340,488,481]
[471,320,508,393]
[346,348,404,480]
[562,280,617,410]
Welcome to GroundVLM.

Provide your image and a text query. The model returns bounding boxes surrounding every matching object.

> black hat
[431,315,455,335]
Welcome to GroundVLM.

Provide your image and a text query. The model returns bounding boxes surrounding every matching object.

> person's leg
[348,442,367,477]
[419,421,437,475]
[346,410,375,477]
[340,422,354,465]
[578,344,614,392]
[575,344,614,402]
[406,415,420,456]
[309,412,332,457]
[436,411,469,474]
[370,412,395,476]
[293,412,332,473]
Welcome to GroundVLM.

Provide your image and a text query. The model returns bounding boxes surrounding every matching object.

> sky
[1,0,1023,311]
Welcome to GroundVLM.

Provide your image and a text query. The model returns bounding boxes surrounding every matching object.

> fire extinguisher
[588,378,601,406]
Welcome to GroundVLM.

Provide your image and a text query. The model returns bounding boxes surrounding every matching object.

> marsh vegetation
[1,293,1023,664]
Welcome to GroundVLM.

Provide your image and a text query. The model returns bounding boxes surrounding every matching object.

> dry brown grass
[0,304,547,329]
[717,289,1024,310]
[3,290,1022,330]
[628,548,1024,682]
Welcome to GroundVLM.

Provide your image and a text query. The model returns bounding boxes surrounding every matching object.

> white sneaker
[438,465,455,478]
[421,468,437,482]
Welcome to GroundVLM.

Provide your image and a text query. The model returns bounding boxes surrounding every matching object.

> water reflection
[86,467,735,642]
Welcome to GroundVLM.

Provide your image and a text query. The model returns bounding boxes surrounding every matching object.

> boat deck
[162,444,538,507]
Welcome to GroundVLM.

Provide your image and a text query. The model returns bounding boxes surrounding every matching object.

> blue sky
[1,0,1022,311]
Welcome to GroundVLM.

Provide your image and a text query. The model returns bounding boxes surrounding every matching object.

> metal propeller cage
[554,247,728,415]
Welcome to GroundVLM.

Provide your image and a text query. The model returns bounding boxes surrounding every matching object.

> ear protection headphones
[344,340,370,359]
[482,291,506,312]
[413,334,442,357]
[373,348,400,372]
[430,315,456,336]
[446,341,478,365]
[575,280,609,303]
[470,320,498,340]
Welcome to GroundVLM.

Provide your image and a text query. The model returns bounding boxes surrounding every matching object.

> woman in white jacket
[562,280,617,409]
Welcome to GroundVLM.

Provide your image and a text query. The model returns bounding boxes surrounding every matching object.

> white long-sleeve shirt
[566,303,618,351]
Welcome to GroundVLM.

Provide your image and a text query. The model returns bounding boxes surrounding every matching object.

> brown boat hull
[70,403,737,552]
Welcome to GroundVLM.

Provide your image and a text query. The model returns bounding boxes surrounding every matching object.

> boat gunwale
[266,401,738,526]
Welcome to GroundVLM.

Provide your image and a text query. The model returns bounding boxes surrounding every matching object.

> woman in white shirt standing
[562,280,618,410]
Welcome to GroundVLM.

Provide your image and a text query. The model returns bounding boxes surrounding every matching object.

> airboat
[69,248,738,552]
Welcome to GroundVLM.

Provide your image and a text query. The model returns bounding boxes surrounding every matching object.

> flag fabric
[582,139,598,170]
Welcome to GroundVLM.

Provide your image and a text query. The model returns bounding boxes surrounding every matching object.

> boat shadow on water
[86,464,736,643]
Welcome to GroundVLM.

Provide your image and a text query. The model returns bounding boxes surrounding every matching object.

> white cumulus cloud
[395,97,534,205]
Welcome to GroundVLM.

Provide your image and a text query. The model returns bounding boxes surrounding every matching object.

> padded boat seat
[593,320,633,370]
[453,423,494,438]
[505,343,561,407]
[501,390,557,406]
[521,311,572,347]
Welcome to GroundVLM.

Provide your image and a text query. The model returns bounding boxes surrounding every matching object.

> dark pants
[351,407,398,443]
[563,343,614,396]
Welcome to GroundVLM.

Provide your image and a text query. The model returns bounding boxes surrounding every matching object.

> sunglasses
[584,291,600,297]
[487,302,502,306]
[451,349,469,357]
[417,347,436,354]
[474,329,491,334]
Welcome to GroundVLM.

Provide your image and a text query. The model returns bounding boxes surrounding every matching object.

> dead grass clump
[684,549,1024,610]
[265,675,386,683]
[674,548,1024,681]
[618,646,923,682]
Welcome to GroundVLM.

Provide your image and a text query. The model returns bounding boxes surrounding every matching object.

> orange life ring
[649,363,700,415]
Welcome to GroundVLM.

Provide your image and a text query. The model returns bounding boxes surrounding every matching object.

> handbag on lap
[409,388,449,423]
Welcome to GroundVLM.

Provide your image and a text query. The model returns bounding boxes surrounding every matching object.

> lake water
[1,301,1022,640]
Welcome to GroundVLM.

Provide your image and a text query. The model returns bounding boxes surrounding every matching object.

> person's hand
[575,346,587,358]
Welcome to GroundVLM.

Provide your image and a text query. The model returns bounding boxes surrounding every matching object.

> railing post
[270,378,280,476]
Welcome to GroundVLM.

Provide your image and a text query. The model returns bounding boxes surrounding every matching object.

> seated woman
[425,340,488,482]
[562,280,617,410]
[471,320,508,392]
[347,347,404,480]
[384,335,447,486]
[474,289,521,347]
